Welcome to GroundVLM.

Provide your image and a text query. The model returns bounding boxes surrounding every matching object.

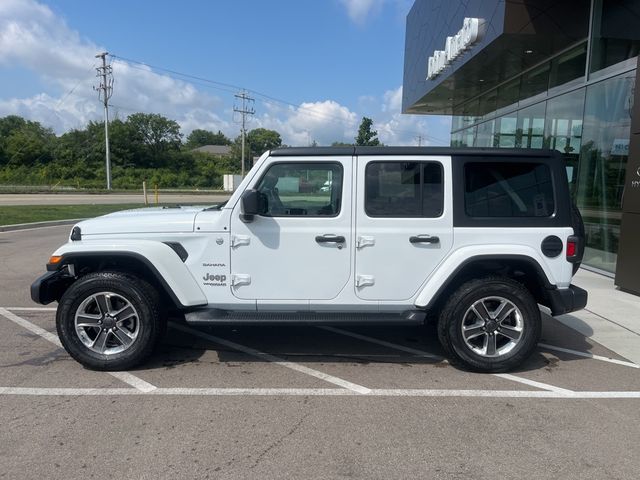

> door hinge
[231,274,251,287]
[355,275,375,288]
[231,235,251,248]
[356,236,375,249]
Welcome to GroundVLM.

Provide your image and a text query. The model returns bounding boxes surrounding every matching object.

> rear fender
[415,245,556,308]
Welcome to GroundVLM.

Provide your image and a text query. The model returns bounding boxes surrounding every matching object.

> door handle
[315,235,346,244]
[409,235,440,244]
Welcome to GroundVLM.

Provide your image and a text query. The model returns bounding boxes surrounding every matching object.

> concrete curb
[0,218,84,232]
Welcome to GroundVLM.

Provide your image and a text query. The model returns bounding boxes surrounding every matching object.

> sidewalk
[559,269,640,365]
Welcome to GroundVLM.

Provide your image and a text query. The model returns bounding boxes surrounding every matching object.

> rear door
[354,156,453,301]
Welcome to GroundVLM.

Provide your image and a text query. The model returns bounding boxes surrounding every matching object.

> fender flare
[49,241,208,308]
[415,250,556,309]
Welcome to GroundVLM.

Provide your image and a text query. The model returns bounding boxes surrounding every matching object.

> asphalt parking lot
[1,225,640,479]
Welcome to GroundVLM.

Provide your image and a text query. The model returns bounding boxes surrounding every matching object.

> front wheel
[437,277,541,372]
[56,272,164,371]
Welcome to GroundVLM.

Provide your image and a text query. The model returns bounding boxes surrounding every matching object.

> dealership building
[403,0,640,294]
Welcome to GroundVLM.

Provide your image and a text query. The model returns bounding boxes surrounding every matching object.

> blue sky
[0,0,451,146]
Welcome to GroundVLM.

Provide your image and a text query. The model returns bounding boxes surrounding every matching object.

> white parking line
[492,374,574,395]
[538,343,640,369]
[4,307,638,396]
[6,307,57,311]
[321,326,573,393]
[169,322,371,394]
[0,307,62,347]
[0,308,157,393]
[108,372,157,393]
[9,308,640,369]
[1,386,640,398]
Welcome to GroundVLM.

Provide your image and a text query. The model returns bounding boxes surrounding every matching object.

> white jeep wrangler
[31,147,587,373]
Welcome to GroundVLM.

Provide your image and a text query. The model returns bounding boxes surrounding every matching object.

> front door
[230,157,352,301]
[354,156,453,301]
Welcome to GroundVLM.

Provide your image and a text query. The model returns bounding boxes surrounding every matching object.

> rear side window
[365,162,443,217]
[464,162,554,217]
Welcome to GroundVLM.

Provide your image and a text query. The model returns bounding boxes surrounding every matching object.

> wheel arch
[418,254,555,314]
[48,251,206,309]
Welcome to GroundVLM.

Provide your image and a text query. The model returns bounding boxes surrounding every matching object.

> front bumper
[546,284,588,316]
[30,269,73,305]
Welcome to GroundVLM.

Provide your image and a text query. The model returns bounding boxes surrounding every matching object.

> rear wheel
[437,277,541,372]
[56,272,164,371]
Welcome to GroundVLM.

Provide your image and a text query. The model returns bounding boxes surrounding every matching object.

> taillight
[566,235,580,262]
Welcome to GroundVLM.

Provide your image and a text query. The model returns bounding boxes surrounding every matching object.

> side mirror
[240,189,266,222]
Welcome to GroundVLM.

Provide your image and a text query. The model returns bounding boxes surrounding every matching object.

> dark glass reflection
[575,72,635,272]
[590,0,640,74]
[549,43,587,89]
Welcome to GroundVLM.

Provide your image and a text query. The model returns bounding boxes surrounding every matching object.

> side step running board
[184,309,427,325]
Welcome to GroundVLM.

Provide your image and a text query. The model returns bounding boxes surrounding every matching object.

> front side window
[256,163,342,217]
[464,162,554,218]
[365,162,444,217]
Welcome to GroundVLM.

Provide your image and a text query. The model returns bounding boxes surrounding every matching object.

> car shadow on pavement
[132,312,608,374]
[138,322,447,372]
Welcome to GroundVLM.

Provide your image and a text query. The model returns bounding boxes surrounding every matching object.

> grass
[0,203,154,226]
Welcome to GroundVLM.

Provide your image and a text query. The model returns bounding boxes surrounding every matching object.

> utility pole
[415,135,423,146]
[233,90,255,176]
[94,52,114,189]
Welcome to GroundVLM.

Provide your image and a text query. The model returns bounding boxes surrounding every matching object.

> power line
[109,53,448,144]
[233,90,255,176]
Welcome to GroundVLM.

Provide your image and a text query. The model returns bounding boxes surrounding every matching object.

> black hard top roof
[269,146,559,158]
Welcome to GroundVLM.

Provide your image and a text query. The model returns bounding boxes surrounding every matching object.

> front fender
[49,240,208,308]
[414,245,557,308]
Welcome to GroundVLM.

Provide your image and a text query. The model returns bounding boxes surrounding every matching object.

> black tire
[437,276,541,373]
[56,271,164,371]
[571,203,585,275]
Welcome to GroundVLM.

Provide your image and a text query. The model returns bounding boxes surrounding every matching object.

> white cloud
[0,0,222,134]
[0,0,94,85]
[339,0,385,24]
[361,86,451,146]
[247,87,450,147]
[0,0,451,147]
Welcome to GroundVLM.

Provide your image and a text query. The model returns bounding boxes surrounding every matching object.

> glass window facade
[516,103,545,149]
[589,0,640,74]
[575,71,635,272]
[450,43,636,273]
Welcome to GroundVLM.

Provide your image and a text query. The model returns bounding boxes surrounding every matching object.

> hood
[76,205,215,235]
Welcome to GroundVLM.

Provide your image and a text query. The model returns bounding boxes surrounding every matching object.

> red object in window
[566,240,577,257]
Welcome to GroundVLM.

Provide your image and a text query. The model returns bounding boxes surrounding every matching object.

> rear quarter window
[464,162,554,217]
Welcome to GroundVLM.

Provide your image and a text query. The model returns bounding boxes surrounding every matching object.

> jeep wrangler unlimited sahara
[31,147,587,373]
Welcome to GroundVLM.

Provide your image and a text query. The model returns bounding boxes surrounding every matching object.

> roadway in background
[0,193,230,206]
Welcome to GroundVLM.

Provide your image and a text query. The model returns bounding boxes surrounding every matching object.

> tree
[125,113,182,167]
[246,128,282,157]
[126,113,182,153]
[185,129,231,149]
[331,141,353,147]
[355,117,380,146]
[0,116,56,167]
